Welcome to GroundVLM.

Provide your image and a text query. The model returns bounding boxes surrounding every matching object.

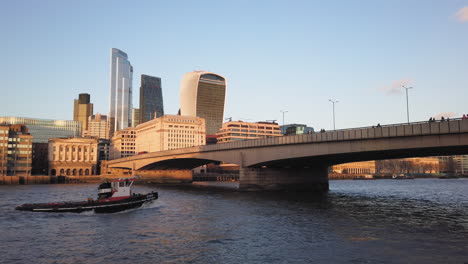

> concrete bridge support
[134,170,193,184]
[239,166,329,192]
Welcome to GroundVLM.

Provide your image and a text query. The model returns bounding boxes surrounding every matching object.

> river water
[0,179,467,264]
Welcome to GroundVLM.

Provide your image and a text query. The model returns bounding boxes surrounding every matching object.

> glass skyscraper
[109,48,133,132]
[180,71,226,135]
[140,74,164,123]
[0,117,81,143]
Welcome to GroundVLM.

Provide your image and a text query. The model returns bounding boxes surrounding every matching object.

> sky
[1,0,468,131]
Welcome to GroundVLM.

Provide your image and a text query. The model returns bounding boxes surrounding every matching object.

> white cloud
[378,79,412,95]
[455,7,468,22]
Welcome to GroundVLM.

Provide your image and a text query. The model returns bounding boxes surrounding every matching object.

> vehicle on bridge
[15,177,158,213]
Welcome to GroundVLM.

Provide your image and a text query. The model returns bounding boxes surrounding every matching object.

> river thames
[0,179,467,264]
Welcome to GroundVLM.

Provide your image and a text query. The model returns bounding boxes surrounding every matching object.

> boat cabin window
[119,182,125,187]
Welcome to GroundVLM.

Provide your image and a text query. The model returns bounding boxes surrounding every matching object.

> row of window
[0,143,32,148]
[167,119,197,123]
[53,146,95,152]
[5,150,32,155]
[168,125,196,129]
[168,129,196,134]
[54,154,95,160]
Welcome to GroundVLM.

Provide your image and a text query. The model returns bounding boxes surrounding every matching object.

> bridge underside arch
[137,158,223,170]
[249,145,468,168]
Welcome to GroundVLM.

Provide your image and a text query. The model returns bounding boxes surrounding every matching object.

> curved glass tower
[180,71,226,135]
[109,48,133,132]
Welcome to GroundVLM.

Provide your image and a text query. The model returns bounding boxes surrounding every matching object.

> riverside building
[216,121,282,143]
[109,48,133,132]
[110,127,136,159]
[0,125,33,176]
[0,117,81,143]
[0,117,81,175]
[48,138,98,176]
[180,71,226,136]
[136,115,206,153]
[140,75,164,123]
[332,161,376,174]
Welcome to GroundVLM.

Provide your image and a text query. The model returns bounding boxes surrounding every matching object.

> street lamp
[402,85,413,124]
[329,99,339,130]
[280,110,288,134]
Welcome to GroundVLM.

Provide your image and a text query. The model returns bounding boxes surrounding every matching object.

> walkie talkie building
[180,71,226,135]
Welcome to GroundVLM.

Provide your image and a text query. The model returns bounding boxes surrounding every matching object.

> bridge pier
[239,166,329,192]
[134,170,193,183]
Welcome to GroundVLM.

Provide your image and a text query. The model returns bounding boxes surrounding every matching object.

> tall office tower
[180,71,226,135]
[140,74,164,123]
[132,108,140,127]
[73,93,93,133]
[109,48,133,132]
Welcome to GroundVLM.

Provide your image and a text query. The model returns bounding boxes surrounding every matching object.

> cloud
[378,79,412,95]
[455,7,468,22]
[433,112,457,119]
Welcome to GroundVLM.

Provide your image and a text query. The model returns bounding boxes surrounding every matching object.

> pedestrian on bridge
[463,114,467,120]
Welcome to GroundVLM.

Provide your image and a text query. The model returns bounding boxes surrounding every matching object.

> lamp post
[329,99,339,130]
[280,110,288,134]
[402,85,413,124]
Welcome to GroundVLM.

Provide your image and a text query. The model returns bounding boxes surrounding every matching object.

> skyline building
[140,74,164,124]
[109,48,133,132]
[180,71,226,135]
[132,108,140,127]
[110,127,136,160]
[216,121,282,143]
[0,117,82,176]
[48,137,98,176]
[87,113,113,140]
[73,93,93,133]
[0,117,81,143]
[135,115,206,153]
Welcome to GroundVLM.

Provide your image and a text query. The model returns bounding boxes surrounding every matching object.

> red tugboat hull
[15,192,158,214]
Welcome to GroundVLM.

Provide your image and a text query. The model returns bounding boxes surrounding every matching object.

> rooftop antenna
[225,117,232,122]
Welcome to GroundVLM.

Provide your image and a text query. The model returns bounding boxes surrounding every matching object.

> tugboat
[15,176,158,213]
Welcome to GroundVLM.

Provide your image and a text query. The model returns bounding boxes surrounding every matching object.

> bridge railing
[201,118,468,152]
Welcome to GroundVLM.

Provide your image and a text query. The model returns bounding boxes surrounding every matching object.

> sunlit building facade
[217,121,282,143]
[109,48,133,132]
[86,113,113,140]
[332,161,376,174]
[0,125,33,176]
[136,115,206,153]
[180,71,226,135]
[140,74,164,123]
[48,138,98,176]
[110,127,136,160]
